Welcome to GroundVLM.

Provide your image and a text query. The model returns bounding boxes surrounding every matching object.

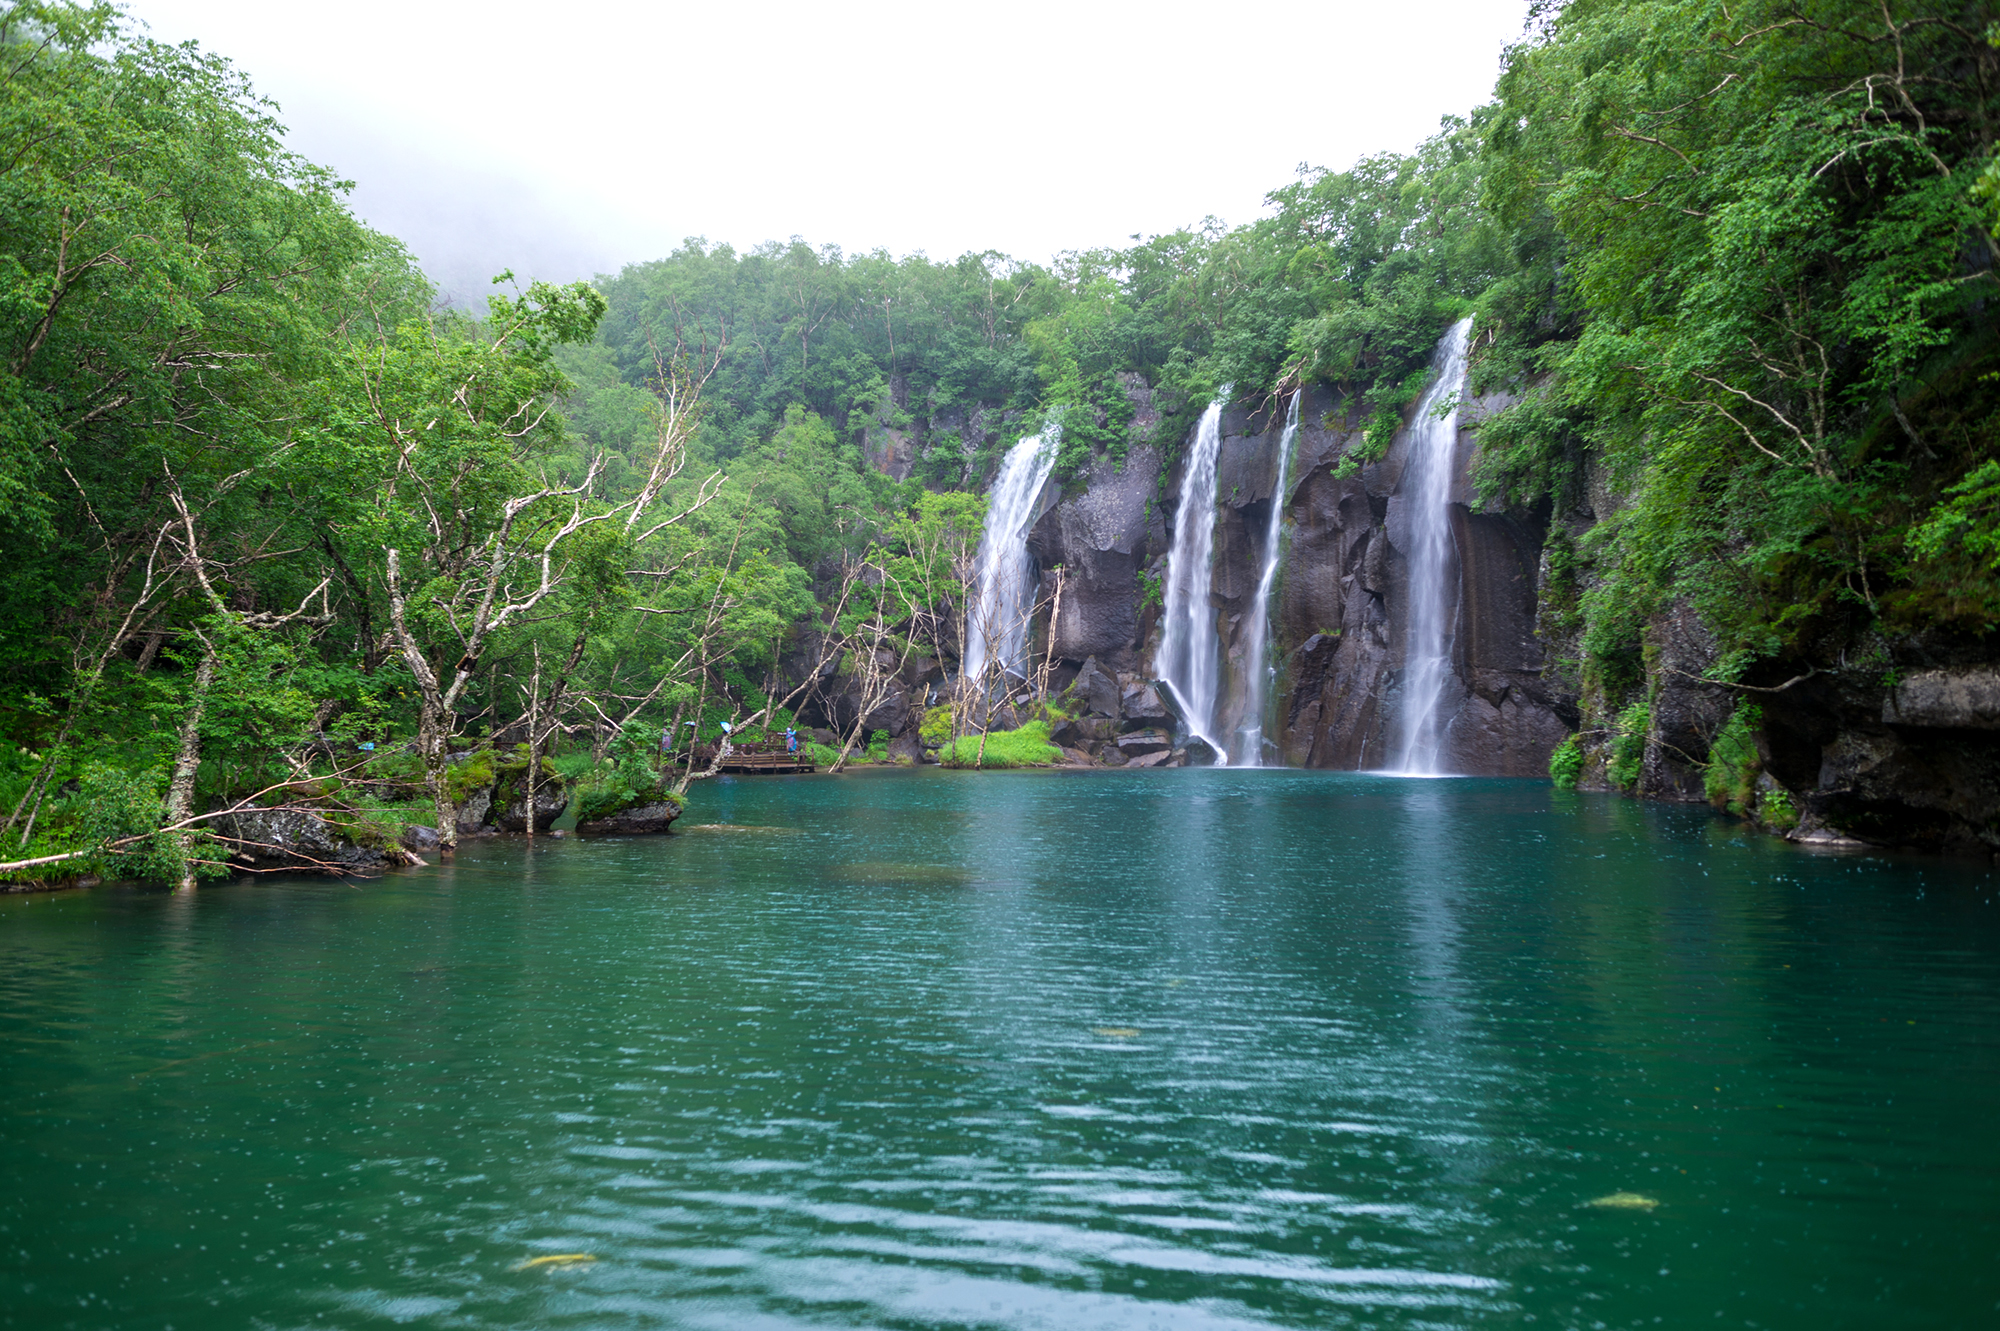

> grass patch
[936,720,1064,769]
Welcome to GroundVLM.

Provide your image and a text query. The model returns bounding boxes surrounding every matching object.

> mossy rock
[575,786,684,836]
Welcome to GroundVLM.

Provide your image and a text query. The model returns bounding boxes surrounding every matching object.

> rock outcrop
[210,804,415,874]
[494,781,568,835]
[576,799,683,836]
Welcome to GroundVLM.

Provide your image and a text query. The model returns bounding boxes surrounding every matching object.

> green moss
[936,720,1064,769]
[919,705,954,747]
[1606,701,1649,791]
[1548,735,1583,790]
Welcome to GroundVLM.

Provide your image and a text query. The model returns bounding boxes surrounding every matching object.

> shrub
[1606,701,1649,791]
[1548,735,1582,789]
[936,720,1064,769]
[572,768,684,824]
[1758,787,1799,831]
[804,741,843,767]
[1703,704,1762,814]
[444,747,496,802]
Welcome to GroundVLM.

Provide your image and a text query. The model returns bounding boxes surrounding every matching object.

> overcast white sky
[125,0,1532,301]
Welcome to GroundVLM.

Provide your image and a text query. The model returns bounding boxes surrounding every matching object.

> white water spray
[1232,391,1300,767]
[1157,396,1230,763]
[1394,317,1474,774]
[964,429,1059,686]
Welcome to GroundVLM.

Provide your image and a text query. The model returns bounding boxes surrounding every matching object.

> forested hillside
[4,0,1996,884]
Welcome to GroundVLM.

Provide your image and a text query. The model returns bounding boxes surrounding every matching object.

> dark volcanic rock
[1115,729,1172,758]
[1885,669,2000,729]
[1640,600,1731,801]
[1073,657,1122,718]
[1754,664,2000,854]
[1027,445,1162,670]
[1119,678,1169,726]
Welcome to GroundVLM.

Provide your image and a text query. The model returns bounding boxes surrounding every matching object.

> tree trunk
[420,701,459,853]
[162,638,217,892]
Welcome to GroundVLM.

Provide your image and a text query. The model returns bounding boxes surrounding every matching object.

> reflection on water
[1,768,1996,1328]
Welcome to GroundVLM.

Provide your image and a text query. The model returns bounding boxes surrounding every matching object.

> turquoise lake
[2,768,1996,1328]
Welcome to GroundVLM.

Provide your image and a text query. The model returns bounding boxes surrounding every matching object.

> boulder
[401,825,441,853]
[495,781,567,834]
[211,804,401,873]
[1120,679,1170,724]
[1073,657,1122,718]
[454,786,493,833]
[1181,736,1223,767]
[576,800,682,836]
[1127,749,1176,768]
[1116,729,1172,758]
[1050,716,1119,747]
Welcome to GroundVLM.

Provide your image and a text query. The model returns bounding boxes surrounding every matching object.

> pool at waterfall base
[2,767,1995,1328]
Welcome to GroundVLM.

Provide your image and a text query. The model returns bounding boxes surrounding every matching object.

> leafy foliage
[936,720,1064,769]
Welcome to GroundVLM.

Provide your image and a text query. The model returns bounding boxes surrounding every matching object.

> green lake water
[2,768,1997,1329]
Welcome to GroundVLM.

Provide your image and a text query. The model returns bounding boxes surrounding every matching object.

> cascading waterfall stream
[1393,316,1474,775]
[1231,391,1300,767]
[964,428,1059,688]
[1157,395,1230,763]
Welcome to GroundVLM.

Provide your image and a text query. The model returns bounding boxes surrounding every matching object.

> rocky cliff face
[1022,374,1570,776]
[843,365,2000,855]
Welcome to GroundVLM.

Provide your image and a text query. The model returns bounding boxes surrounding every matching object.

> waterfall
[1157,395,1230,763]
[1232,391,1300,767]
[1394,317,1474,775]
[964,428,1059,687]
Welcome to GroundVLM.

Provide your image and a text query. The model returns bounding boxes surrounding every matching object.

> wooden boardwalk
[716,744,816,775]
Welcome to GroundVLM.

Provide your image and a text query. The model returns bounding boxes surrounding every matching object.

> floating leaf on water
[1093,1027,1141,1038]
[1585,1191,1660,1210]
[511,1253,597,1271]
